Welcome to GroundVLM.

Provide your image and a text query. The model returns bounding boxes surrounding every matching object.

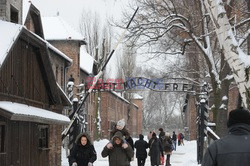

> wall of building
[86,91,142,140]
[131,99,143,137]
[49,124,63,166]
[48,41,81,96]
[0,0,22,24]
[49,50,69,91]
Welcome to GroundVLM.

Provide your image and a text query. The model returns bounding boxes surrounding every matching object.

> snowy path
[62,139,199,166]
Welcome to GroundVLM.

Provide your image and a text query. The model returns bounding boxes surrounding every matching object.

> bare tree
[119,0,250,136]
[79,9,113,139]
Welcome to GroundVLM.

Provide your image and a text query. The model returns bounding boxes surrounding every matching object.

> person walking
[158,128,165,143]
[172,131,177,151]
[149,132,164,166]
[69,133,97,166]
[134,134,149,166]
[102,131,134,166]
[108,119,134,161]
[147,131,154,141]
[180,133,184,146]
[177,132,181,146]
[202,108,250,166]
[163,132,174,166]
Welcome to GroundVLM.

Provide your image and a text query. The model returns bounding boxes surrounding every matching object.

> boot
[165,159,171,166]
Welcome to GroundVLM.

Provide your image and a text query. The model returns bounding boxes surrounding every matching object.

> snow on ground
[62,139,200,166]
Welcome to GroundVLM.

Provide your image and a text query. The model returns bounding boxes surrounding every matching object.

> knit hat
[117,119,125,129]
[227,108,250,127]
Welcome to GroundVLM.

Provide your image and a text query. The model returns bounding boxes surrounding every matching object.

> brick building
[86,91,143,140]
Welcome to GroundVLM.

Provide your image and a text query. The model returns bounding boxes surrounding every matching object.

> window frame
[38,125,49,150]
[10,5,19,23]
[0,122,6,153]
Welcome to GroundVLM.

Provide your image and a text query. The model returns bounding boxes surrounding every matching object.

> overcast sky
[31,0,130,33]
[30,0,134,78]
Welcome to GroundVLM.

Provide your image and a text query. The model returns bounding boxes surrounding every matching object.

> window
[56,66,59,82]
[61,67,64,88]
[10,5,18,23]
[0,124,6,153]
[38,125,48,149]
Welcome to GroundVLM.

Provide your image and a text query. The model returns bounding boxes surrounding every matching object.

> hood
[112,131,124,142]
[75,133,92,145]
[228,123,250,135]
[139,134,144,140]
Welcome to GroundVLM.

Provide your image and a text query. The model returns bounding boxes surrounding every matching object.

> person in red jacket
[177,133,181,146]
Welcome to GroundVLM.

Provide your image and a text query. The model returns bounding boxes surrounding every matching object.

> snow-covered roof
[41,16,84,41]
[80,45,94,74]
[0,101,70,125]
[110,91,138,108]
[22,0,32,24]
[132,93,143,100]
[57,83,72,106]
[0,20,22,66]
[30,30,72,63]
[0,20,72,65]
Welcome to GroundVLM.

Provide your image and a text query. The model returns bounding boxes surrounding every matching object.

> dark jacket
[69,133,97,166]
[159,131,165,143]
[102,131,134,166]
[126,135,134,150]
[134,134,149,159]
[162,136,173,154]
[172,133,177,141]
[149,137,163,165]
[202,124,250,166]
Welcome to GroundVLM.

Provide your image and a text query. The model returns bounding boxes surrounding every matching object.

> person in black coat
[158,128,165,143]
[134,134,149,166]
[202,108,250,166]
[69,133,97,166]
[149,132,164,166]
[172,131,177,151]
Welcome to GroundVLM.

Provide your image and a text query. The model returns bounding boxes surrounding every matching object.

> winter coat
[69,133,97,166]
[134,134,149,159]
[102,131,134,166]
[159,131,165,143]
[172,133,177,141]
[177,133,181,141]
[110,126,134,151]
[126,136,134,150]
[149,137,163,166]
[162,136,173,154]
[202,124,250,166]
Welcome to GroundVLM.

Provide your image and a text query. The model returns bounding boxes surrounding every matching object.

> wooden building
[0,20,70,166]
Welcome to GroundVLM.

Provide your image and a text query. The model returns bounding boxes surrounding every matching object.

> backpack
[163,137,174,152]
[180,133,184,139]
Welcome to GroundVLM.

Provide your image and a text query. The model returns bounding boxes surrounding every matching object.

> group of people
[143,128,184,166]
[67,107,250,166]
[67,118,185,166]
[68,119,134,166]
